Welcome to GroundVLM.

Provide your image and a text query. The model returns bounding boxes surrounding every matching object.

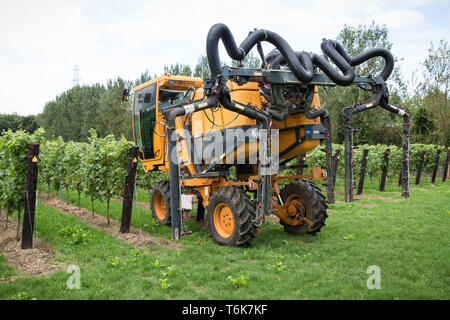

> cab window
[139,84,157,159]
[158,88,185,110]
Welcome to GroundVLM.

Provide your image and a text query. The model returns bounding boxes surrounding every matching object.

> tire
[150,180,171,226]
[279,179,328,235]
[207,186,257,247]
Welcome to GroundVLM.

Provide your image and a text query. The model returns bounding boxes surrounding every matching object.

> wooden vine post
[332,149,341,187]
[120,146,139,233]
[442,150,449,182]
[415,151,426,185]
[357,149,369,195]
[21,143,40,249]
[297,153,306,175]
[379,149,390,192]
[431,149,441,184]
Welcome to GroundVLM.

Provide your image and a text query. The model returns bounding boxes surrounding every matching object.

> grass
[0,179,449,300]
[40,185,171,239]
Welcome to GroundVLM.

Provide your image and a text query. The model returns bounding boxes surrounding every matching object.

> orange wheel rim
[286,194,306,217]
[214,203,234,238]
[154,193,166,220]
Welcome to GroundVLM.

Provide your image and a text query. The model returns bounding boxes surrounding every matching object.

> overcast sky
[0,0,449,116]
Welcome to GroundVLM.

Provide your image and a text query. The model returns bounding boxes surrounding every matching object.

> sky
[0,0,449,116]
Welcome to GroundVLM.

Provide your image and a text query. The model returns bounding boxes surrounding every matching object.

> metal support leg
[322,116,335,203]
[401,115,411,197]
[343,109,354,202]
[167,121,181,240]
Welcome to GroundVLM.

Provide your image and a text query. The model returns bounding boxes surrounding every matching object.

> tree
[0,114,38,133]
[319,21,405,145]
[134,70,153,86]
[164,63,192,76]
[418,40,449,146]
[231,51,261,68]
[193,55,210,80]
[38,84,105,142]
[96,77,133,141]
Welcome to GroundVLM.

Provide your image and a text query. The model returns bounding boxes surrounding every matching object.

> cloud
[368,9,426,29]
[0,0,448,115]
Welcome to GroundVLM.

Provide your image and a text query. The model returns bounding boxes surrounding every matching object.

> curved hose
[206,24,245,79]
[265,49,280,66]
[240,29,314,82]
[267,86,291,121]
[207,24,314,83]
[219,94,270,128]
[206,23,395,85]
[166,95,220,120]
[350,47,394,81]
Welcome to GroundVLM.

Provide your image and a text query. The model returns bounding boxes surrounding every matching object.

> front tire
[207,186,257,247]
[279,179,328,235]
[150,181,171,226]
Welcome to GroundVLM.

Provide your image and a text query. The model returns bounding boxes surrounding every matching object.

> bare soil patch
[0,217,60,277]
[356,203,376,208]
[334,199,375,207]
[186,214,208,229]
[265,215,280,224]
[111,195,151,211]
[412,187,432,192]
[38,192,182,251]
[335,191,401,202]
[356,194,402,202]
[112,195,208,230]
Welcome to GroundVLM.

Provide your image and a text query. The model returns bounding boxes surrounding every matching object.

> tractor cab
[131,73,203,170]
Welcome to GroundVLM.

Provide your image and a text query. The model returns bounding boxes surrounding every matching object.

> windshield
[133,83,157,159]
[158,89,185,110]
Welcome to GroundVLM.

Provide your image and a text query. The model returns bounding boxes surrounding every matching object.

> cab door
[133,83,157,160]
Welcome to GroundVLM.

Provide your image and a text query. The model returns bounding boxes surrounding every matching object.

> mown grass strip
[1,181,447,300]
[0,202,182,299]
[39,185,171,239]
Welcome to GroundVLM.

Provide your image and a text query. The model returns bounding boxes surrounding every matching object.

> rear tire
[207,186,257,247]
[150,181,171,226]
[279,179,328,235]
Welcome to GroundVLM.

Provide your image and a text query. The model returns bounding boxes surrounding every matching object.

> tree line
[1,22,448,147]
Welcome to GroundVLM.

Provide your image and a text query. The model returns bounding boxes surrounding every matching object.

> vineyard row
[0,128,448,219]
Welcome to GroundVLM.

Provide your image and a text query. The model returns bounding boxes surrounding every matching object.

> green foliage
[7,291,36,300]
[157,277,171,290]
[193,55,210,80]
[59,225,91,245]
[96,77,133,141]
[320,22,405,145]
[231,51,261,68]
[0,113,38,134]
[299,142,447,180]
[130,248,146,264]
[344,234,354,241]
[135,161,169,191]
[164,63,192,76]
[63,141,86,196]
[166,264,177,276]
[39,137,66,191]
[106,256,120,268]
[0,128,45,214]
[268,261,287,271]
[227,275,248,288]
[38,128,133,221]
[38,79,133,142]
[79,129,132,210]
[134,69,154,86]
[151,259,164,269]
